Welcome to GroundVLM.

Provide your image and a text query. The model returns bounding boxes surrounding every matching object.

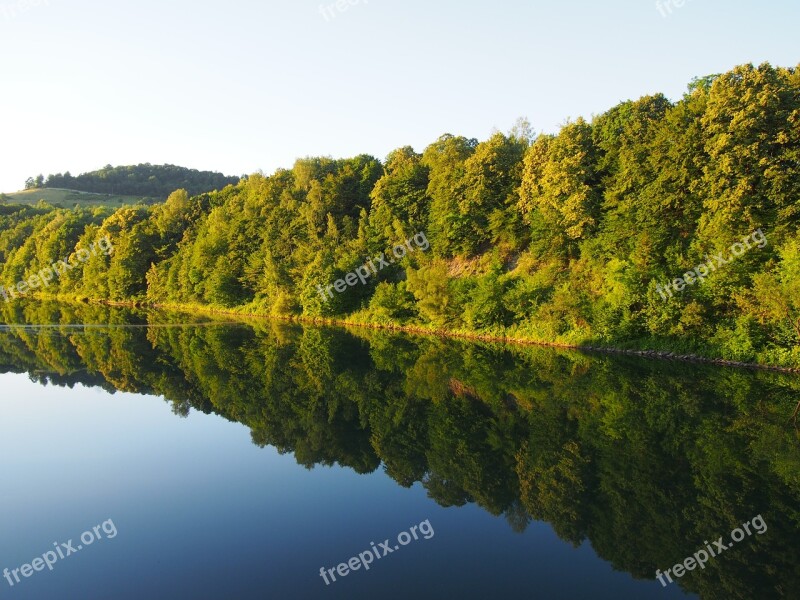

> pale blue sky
[0,0,797,192]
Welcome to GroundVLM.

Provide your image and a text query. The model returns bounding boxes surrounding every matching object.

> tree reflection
[1,300,799,598]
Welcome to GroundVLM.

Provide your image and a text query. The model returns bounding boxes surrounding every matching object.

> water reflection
[1,301,798,598]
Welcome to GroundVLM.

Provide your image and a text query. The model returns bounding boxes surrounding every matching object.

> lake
[1,301,798,599]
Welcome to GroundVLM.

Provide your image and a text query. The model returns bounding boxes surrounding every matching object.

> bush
[368,282,417,322]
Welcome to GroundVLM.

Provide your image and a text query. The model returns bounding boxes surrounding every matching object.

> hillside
[1,188,153,208]
[24,163,240,199]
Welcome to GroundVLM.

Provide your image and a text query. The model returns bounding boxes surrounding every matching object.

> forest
[2,63,799,368]
[0,301,798,599]
[24,164,241,199]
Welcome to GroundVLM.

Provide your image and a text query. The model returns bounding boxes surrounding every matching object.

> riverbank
[42,295,796,375]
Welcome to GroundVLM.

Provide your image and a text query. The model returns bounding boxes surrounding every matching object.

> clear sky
[0,0,797,192]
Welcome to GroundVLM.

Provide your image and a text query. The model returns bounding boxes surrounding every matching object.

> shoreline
[90,298,800,375]
[5,293,798,374]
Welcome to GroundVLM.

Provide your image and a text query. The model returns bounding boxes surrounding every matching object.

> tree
[699,63,800,246]
[518,119,601,259]
[368,146,430,244]
[422,134,478,257]
[406,260,457,326]
[745,236,800,346]
[460,132,527,254]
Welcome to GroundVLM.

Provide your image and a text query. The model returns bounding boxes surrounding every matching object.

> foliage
[1,63,799,366]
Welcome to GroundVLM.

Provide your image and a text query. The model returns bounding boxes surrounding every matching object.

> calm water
[1,302,798,599]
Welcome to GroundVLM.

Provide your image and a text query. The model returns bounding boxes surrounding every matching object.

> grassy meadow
[0,188,155,208]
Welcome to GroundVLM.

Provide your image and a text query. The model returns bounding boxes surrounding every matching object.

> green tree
[519,119,600,260]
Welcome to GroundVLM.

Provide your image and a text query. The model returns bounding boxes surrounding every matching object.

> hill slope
[24,163,240,199]
[2,188,152,208]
